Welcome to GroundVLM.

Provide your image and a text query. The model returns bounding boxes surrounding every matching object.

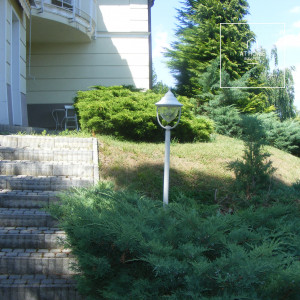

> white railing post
[89,0,92,32]
[72,0,76,21]
[41,0,44,12]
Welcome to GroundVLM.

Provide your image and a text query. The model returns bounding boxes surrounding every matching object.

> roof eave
[18,0,31,18]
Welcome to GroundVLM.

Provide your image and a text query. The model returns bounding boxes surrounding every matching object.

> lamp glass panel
[158,106,179,123]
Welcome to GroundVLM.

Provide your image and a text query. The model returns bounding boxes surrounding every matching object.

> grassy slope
[98,134,300,201]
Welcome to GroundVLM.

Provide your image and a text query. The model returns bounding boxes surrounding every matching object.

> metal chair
[64,105,79,131]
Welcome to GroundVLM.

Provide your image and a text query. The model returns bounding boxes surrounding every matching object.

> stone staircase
[0,135,99,299]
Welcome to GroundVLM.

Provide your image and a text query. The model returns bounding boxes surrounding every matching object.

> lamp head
[155,90,183,123]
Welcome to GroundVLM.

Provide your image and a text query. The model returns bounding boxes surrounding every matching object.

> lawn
[97,134,300,201]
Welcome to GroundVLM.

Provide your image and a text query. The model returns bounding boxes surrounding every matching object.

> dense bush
[205,104,300,156]
[256,113,300,156]
[51,184,300,300]
[74,86,213,142]
[204,102,242,138]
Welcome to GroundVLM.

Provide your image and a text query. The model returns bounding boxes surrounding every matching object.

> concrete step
[0,175,93,191]
[0,160,94,177]
[0,190,58,209]
[0,227,65,249]
[0,147,93,163]
[0,274,83,300]
[0,209,57,227]
[0,135,95,151]
[0,249,76,275]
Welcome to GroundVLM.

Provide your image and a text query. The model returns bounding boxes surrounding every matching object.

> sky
[151,0,300,110]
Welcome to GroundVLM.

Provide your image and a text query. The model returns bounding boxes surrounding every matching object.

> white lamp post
[155,90,183,206]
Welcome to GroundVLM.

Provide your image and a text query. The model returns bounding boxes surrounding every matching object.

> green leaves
[74,86,214,142]
[166,0,254,97]
[51,184,300,299]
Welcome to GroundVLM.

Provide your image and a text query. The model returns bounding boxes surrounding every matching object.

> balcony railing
[33,0,96,34]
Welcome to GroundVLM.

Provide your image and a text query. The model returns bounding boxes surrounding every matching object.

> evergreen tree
[166,0,255,97]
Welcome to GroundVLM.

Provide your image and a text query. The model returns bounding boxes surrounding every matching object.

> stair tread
[0,146,92,151]
[0,208,50,215]
[0,227,62,234]
[0,160,93,166]
[0,189,57,195]
[0,248,71,254]
[0,274,76,284]
[0,175,91,179]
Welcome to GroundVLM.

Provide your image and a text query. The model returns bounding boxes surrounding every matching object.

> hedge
[74,86,213,142]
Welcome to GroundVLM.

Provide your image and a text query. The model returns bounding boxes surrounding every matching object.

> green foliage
[256,113,300,156]
[74,86,214,142]
[228,115,276,198]
[166,0,255,96]
[203,99,300,156]
[262,47,296,120]
[204,101,242,138]
[152,68,170,94]
[166,2,296,118]
[193,59,273,114]
[51,183,300,299]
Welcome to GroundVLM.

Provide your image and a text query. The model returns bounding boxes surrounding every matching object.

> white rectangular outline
[220,23,286,89]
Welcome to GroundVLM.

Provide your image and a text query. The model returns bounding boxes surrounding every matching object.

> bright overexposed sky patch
[293,20,300,28]
[152,0,300,110]
[293,64,300,108]
[276,33,300,48]
[290,6,300,14]
[152,30,169,59]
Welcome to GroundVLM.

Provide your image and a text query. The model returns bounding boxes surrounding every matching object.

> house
[0,0,155,128]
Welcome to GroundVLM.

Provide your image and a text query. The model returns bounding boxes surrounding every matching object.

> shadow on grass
[101,162,235,203]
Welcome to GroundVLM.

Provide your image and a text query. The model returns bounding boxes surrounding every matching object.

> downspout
[148,0,153,89]
[28,8,35,80]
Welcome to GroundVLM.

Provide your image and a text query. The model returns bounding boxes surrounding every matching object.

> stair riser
[0,177,93,191]
[0,162,94,177]
[0,216,57,227]
[0,286,82,300]
[0,257,76,275]
[0,234,65,249]
[0,136,93,150]
[0,149,93,163]
[0,198,58,209]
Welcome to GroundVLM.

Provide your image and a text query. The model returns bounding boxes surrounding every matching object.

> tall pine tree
[166,0,255,97]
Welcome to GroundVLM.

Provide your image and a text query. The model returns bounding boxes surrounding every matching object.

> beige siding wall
[27,0,151,105]
[28,36,150,104]
[0,0,8,124]
[20,15,27,94]
[0,0,27,125]
[97,0,149,32]
[6,0,27,93]
[6,2,11,86]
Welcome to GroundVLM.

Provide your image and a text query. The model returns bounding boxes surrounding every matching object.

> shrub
[74,86,214,142]
[256,113,300,156]
[50,184,300,300]
[204,101,242,138]
[205,104,300,156]
[228,115,276,200]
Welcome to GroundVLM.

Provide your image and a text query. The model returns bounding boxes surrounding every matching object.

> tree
[152,68,169,94]
[228,115,276,199]
[263,47,296,119]
[166,0,255,97]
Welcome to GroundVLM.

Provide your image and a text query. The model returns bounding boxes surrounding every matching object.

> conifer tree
[166,0,255,97]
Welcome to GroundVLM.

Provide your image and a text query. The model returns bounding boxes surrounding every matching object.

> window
[51,0,73,10]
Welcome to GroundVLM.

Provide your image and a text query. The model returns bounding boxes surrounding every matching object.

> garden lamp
[155,90,183,206]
